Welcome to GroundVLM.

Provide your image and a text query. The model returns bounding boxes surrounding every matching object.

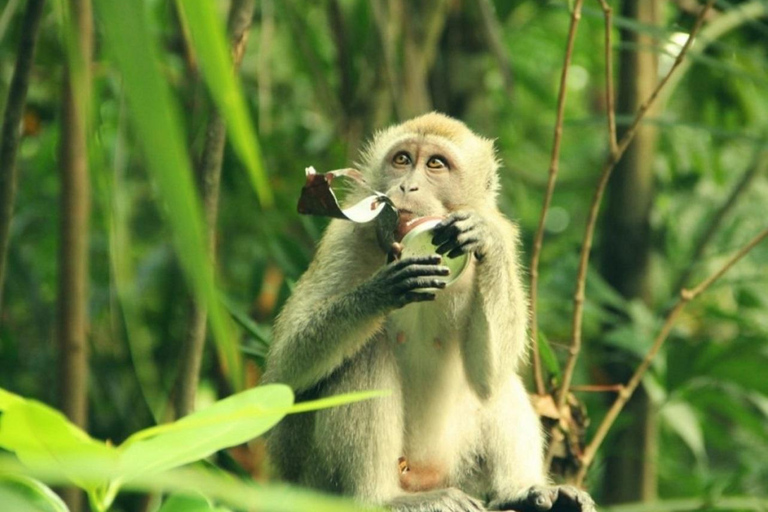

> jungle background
[0,0,767,511]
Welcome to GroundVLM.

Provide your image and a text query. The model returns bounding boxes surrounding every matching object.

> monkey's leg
[483,379,595,512]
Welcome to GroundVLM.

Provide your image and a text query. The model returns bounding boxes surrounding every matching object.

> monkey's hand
[489,485,596,512]
[431,211,497,261]
[360,254,450,310]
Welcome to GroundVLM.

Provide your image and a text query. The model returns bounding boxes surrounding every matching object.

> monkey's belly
[388,299,480,489]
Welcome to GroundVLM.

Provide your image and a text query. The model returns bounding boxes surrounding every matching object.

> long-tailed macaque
[263,113,595,512]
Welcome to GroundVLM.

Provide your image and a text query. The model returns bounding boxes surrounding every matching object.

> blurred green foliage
[0,0,767,510]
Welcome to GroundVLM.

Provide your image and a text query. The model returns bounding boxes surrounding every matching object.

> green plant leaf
[118,384,294,481]
[0,456,379,512]
[95,0,242,389]
[175,0,273,208]
[0,400,117,490]
[159,493,230,512]
[537,331,561,380]
[0,388,23,411]
[0,474,70,512]
[660,400,707,463]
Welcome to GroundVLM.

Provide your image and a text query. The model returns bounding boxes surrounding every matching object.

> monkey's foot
[488,485,595,512]
[389,487,486,512]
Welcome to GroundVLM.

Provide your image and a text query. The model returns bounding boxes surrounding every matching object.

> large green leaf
[0,388,23,411]
[0,457,377,512]
[176,1,273,208]
[95,0,242,388]
[158,493,230,512]
[0,475,69,512]
[0,399,116,490]
[118,384,293,481]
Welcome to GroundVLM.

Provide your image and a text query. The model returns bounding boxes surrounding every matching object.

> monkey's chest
[386,288,479,479]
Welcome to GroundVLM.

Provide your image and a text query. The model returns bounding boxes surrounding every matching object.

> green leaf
[0,457,379,512]
[0,400,117,490]
[0,475,69,512]
[660,400,707,463]
[119,385,294,481]
[221,295,271,353]
[0,388,23,411]
[95,0,242,388]
[537,331,561,379]
[159,493,230,512]
[175,1,273,208]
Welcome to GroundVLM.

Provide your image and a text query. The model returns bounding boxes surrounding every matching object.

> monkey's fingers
[433,211,472,231]
[388,242,404,263]
[394,264,451,280]
[401,291,437,305]
[392,254,442,269]
[435,227,481,257]
[396,277,447,294]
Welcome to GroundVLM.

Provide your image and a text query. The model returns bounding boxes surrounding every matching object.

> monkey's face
[378,135,466,221]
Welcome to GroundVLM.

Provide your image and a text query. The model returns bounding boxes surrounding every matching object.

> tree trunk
[57,0,92,509]
[600,0,662,503]
[0,0,46,316]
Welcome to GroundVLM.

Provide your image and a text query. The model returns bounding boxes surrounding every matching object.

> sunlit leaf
[119,385,294,481]
[0,388,23,411]
[95,0,242,388]
[175,0,273,208]
[0,457,377,512]
[0,475,69,512]
[158,493,230,512]
[0,400,117,490]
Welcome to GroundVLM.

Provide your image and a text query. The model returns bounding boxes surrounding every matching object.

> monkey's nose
[399,183,419,193]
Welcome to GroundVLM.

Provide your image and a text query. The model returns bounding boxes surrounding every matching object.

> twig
[674,144,767,291]
[476,0,514,96]
[596,0,618,155]
[575,225,768,484]
[173,0,255,419]
[570,384,624,393]
[0,0,46,316]
[556,0,716,412]
[529,0,584,397]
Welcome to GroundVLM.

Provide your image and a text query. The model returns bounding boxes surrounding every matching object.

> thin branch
[556,0,716,413]
[575,225,768,484]
[596,0,618,155]
[529,0,585,397]
[674,144,767,291]
[0,0,46,316]
[173,0,255,419]
[570,384,624,393]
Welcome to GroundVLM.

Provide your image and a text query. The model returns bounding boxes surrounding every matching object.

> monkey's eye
[426,156,448,170]
[392,152,411,166]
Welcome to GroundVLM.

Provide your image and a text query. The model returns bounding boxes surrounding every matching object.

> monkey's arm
[264,221,450,393]
[432,211,528,399]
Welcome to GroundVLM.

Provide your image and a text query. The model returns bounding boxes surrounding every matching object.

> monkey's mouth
[398,209,416,222]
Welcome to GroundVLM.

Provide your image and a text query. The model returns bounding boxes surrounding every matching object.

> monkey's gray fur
[263,113,595,512]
